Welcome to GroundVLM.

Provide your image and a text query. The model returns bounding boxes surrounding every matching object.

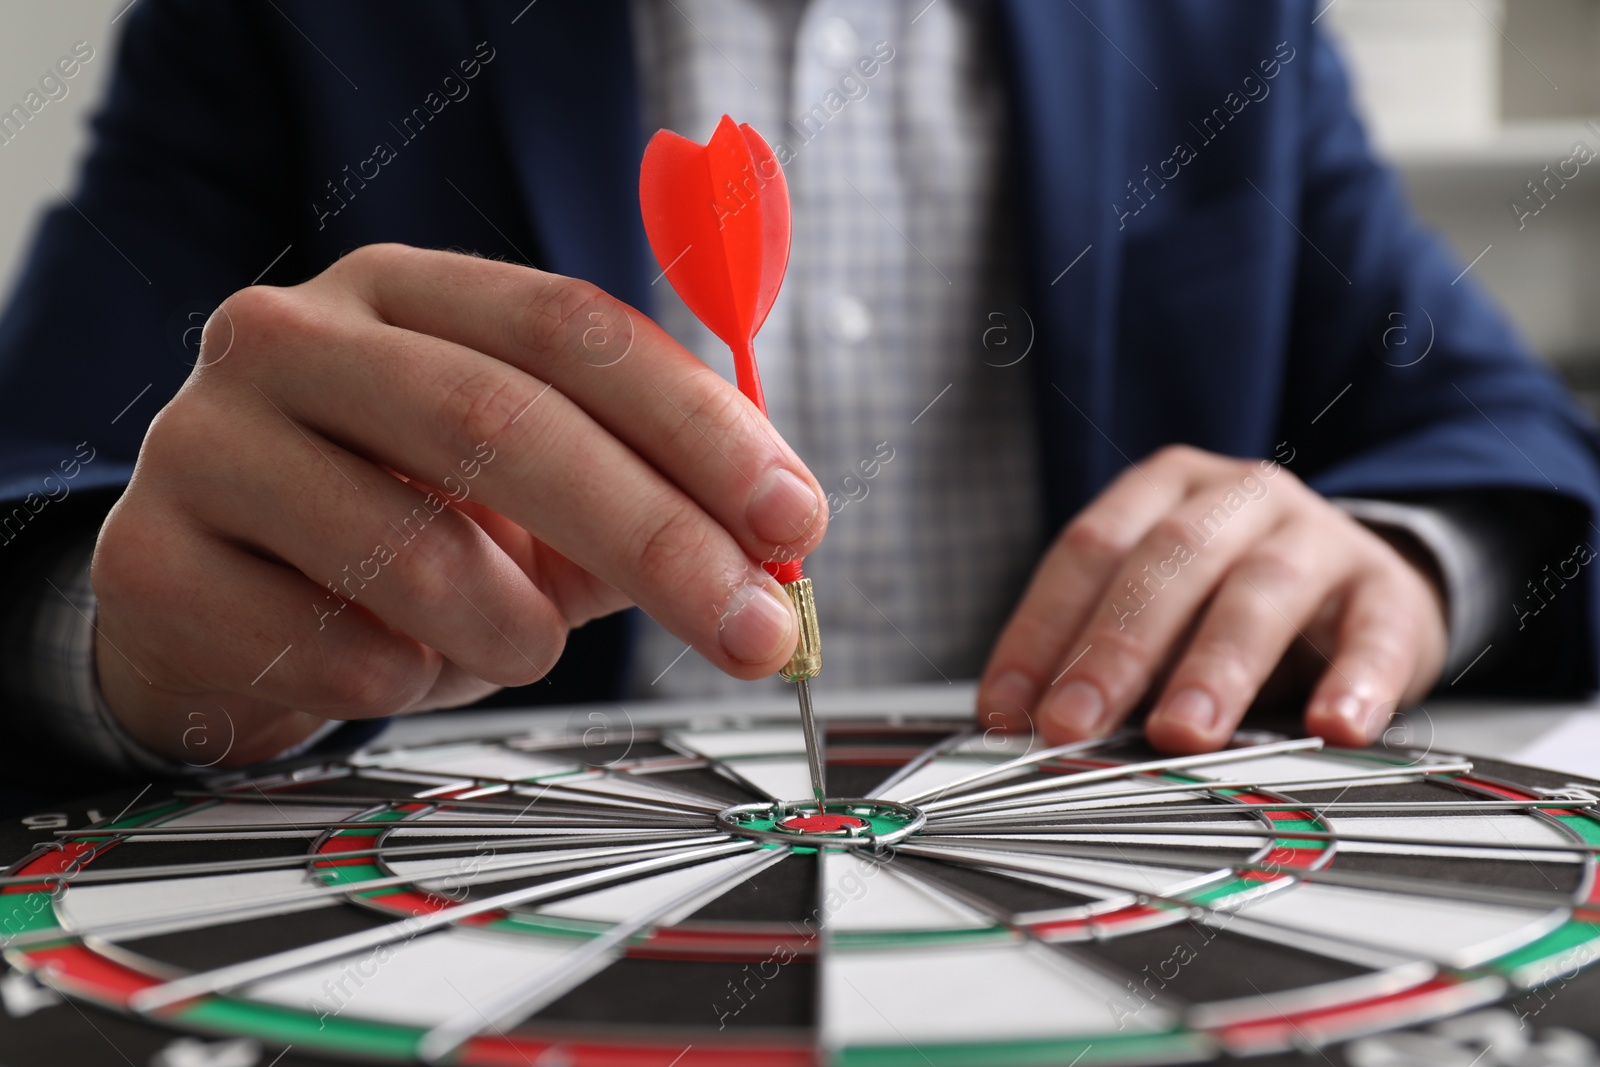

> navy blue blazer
[1,0,1597,709]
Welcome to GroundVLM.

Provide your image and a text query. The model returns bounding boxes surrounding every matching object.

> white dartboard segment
[242,927,578,1027]
[820,850,993,933]
[823,939,1177,1046]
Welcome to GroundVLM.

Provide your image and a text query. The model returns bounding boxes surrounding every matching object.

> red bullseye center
[781,813,868,834]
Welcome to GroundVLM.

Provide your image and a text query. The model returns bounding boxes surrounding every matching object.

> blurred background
[2,0,1597,410]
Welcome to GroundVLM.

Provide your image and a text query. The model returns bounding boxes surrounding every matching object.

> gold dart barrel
[778,577,822,681]
[780,576,825,808]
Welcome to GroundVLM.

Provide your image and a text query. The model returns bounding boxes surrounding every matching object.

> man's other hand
[977,446,1448,754]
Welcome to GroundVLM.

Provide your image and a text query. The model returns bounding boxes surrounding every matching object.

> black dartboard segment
[3,718,1600,1066]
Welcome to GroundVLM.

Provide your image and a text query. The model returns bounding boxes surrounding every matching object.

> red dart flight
[639,114,799,582]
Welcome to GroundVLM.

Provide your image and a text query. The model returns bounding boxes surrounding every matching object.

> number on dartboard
[151,1036,264,1067]
[0,971,61,1018]
[19,814,66,830]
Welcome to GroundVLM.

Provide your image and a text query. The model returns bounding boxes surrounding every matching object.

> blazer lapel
[997,0,1126,527]
[480,0,654,313]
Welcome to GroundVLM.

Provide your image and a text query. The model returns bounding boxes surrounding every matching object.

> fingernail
[718,579,797,664]
[747,468,820,546]
[1362,701,1392,742]
[1158,688,1218,733]
[1042,681,1106,738]
[979,670,1037,730]
[1327,693,1364,731]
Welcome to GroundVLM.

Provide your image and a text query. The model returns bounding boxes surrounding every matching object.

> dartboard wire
[655,736,789,803]
[617,753,813,805]
[1438,776,1600,901]
[910,790,1300,919]
[861,727,977,800]
[429,776,710,817]
[5,792,351,885]
[894,841,1415,972]
[0,830,723,889]
[919,761,1478,820]
[859,849,1195,1023]
[435,975,528,1067]
[7,834,734,950]
[415,845,791,1064]
[900,836,1582,911]
[934,780,1600,895]
[60,790,706,837]
[233,780,726,825]
[126,838,759,1013]
[916,822,1600,855]
[49,814,707,838]
[492,779,720,816]
[488,759,748,824]
[174,786,721,820]
[6,834,125,881]
[917,738,1324,814]
[928,799,1580,824]
[591,758,753,812]
[1238,976,1346,1067]
[809,835,834,1064]
[891,840,1521,972]
[890,731,1135,805]
[457,742,755,809]
[922,772,1600,909]
[940,767,1318,883]
[588,752,772,815]
[348,749,728,816]
[460,771,725,822]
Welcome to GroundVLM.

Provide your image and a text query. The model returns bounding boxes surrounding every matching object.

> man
[0,0,1594,776]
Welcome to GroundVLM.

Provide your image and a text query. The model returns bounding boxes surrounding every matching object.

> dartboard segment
[6,719,1600,1066]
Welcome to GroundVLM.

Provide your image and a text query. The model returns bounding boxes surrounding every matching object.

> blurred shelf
[1383,119,1600,178]
[1553,356,1600,422]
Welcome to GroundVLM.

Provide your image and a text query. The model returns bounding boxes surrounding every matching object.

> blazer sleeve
[1276,17,1600,695]
[0,1,307,772]
[0,1,303,510]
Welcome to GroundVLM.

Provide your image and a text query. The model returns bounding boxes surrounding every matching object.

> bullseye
[781,813,868,834]
[715,797,926,848]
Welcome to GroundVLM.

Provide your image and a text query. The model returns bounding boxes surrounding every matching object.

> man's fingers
[976,458,1192,731]
[1035,479,1287,744]
[1144,520,1349,753]
[183,399,568,689]
[1303,562,1442,747]
[92,505,449,761]
[214,312,797,679]
[318,245,827,560]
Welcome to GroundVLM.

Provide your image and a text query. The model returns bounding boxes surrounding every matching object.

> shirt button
[814,15,860,68]
[827,294,873,344]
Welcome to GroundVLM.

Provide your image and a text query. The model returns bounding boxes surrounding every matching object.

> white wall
[0,0,126,301]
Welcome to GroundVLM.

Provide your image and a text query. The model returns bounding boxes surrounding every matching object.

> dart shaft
[779,577,825,807]
[795,677,826,809]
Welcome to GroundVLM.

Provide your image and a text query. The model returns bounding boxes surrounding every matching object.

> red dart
[639,114,790,430]
[640,115,827,808]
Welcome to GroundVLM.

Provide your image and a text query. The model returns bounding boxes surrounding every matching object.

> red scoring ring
[780,813,867,834]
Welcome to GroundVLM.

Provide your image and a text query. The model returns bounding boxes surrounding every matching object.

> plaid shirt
[628,0,1045,700]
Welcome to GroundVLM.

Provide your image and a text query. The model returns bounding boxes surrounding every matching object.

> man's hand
[977,446,1448,753]
[92,245,826,765]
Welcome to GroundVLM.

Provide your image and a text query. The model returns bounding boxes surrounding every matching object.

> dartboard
[5,709,1600,1067]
